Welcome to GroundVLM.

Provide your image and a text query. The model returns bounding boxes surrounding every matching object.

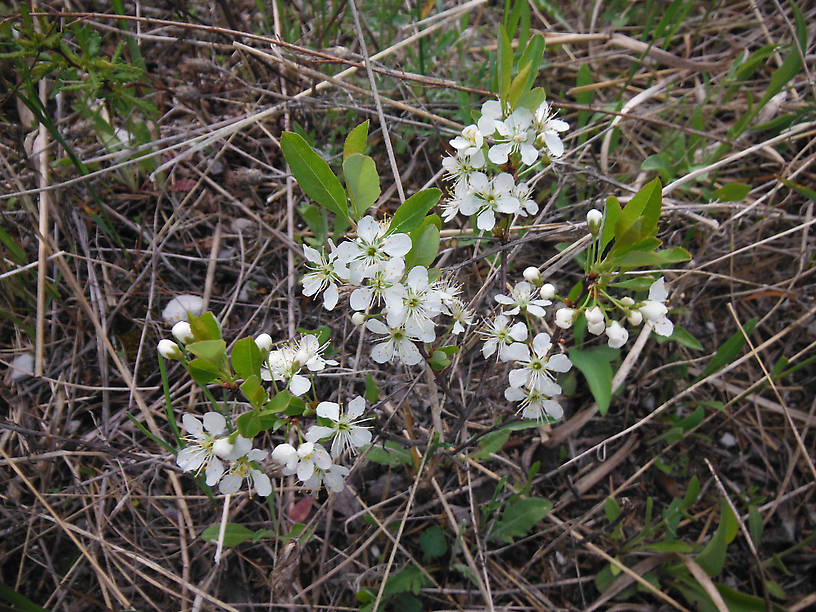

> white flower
[512,181,539,216]
[302,240,348,311]
[335,216,412,284]
[442,150,485,188]
[533,101,569,158]
[219,448,271,497]
[306,395,372,458]
[365,319,424,366]
[303,463,349,494]
[386,266,441,341]
[440,181,478,223]
[489,109,537,166]
[176,413,229,486]
[172,321,194,344]
[450,124,484,156]
[293,442,332,483]
[477,99,504,137]
[540,283,556,301]
[479,314,528,360]
[555,307,575,329]
[462,172,520,231]
[585,306,606,335]
[448,299,474,335]
[271,443,298,473]
[505,382,564,421]
[495,281,551,318]
[606,321,629,349]
[507,333,572,391]
[639,277,673,337]
[158,339,183,360]
[260,334,337,397]
[349,256,405,313]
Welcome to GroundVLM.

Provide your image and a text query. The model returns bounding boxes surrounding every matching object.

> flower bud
[606,321,629,348]
[627,309,643,326]
[172,321,194,344]
[620,296,635,307]
[585,306,604,325]
[586,209,603,235]
[587,319,606,335]
[555,307,575,329]
[540,283,556,301]
[158,339,183,360]
[255,333,273,353]
[212,437,235,460]
[351,312,366,326]
[523,266,541,284]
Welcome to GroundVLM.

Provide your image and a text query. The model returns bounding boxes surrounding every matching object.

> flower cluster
[257,332,337,397]
[441,99,569,231]
[176,412,272,497]
[554,273,674,349]
[479,271,573,422]
[301,215,474,366]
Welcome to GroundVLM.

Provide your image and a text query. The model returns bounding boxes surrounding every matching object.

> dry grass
[1,0,815,610]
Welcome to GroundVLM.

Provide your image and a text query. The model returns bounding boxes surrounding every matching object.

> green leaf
[601,196,622,252]
[384,565,430,597]
[605,497,621,522]
[655,326,703,350]
[231,337,262,380]
[388,189,442,235]
[404,214,441,270]
[430,349,452,371]
[497,24,513,102]
[696,498,739,576]
[343,120,369,161]
[517,34,545,95]
[281,131,349,222]
[489,497,553,543]
[186,339,227,365]
[364,372,379,404]
[697,318,758,381]
[419,525,448,560]
[614,178,662,249]
[365,442,413,466]
[473,428,511,460]
[236,410,262,438]
[519,87,547,113]
[343,153,380,220]
[0,583,51,612]
[507,62,532,111]
[713,182,751,202]
[613,246,691,268]
[748,505,763,546]
[201,523,256,547]
[299,204,329,246]
[188,311,221,341]
[569,347,614,415]
[188,358,221,385]
[240,375,268,409]
[644,540,693,553]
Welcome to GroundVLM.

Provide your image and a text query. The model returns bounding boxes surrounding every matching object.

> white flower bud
[555,307,575,329]
[620,296,635,307]
[587,319,606,335]
[172,321,194,344]
[627,309,643,326]
[523,266,541,284]
[255,333,273,353]
[586,209,603,235]
[351,312,366,326]
[540,283,556,300]
[212,437,235,460]
[606,321,629,348]
[585,306,604,325]
[158,339,183,360]
[639,300,668,323]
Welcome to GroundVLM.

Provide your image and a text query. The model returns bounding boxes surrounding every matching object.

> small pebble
[162,294,204,324]
[720,432,738,448]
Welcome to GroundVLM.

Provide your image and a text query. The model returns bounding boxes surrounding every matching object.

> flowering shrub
[153,7,690,557]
